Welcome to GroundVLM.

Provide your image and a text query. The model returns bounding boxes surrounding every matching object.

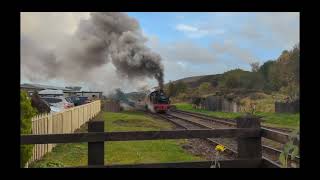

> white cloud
[146,34,218,81]
[257,12,299,49]
[176,24,198,32]
[212,40,257,63]
[175,23,224,38]
[177,61,187,68]
[149,40,216,64]
[238,12,299,50]
[162,60,203,82]
[169,41,216,63]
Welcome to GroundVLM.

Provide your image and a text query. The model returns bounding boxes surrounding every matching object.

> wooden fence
[28,100,101,164]
[275,99,299,113]
[21,116,281,168]
[199,96,240,112]
[103,100,121,112]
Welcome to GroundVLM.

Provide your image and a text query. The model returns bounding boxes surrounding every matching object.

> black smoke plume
[21,12,164,89]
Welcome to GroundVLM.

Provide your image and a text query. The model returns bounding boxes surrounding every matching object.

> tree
[267,63,283,91]
[250,62,260,72]
[258,60,275,81]
[223,69,243,88]
[273,44,299,92]
[221,69,265,90]
[199,82,212,94]
[21,90,36,167]
[167,81,177,97]
[176,81,187,94]
[278,50,290,63]
[31,91,51,113]
[246,72,265,90]
[280,78,299,102]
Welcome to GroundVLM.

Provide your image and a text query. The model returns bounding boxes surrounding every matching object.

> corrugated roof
[21,83,72,91]
[20,84,37,89]
[38,89,64,95]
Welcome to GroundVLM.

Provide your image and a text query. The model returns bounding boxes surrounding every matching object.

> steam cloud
[21,12,164,90]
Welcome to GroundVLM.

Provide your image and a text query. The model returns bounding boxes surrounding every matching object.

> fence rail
[21,116,277,168]
[28,100,101,164]
[21,128,260,144]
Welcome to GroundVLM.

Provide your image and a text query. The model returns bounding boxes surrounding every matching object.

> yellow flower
[215,144,226,152]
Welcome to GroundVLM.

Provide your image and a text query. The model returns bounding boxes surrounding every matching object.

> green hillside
[163,43,299,113]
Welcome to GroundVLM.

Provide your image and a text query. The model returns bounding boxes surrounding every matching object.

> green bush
[249,92,268,100]
[21,90,37,167]
[221,69,264,90]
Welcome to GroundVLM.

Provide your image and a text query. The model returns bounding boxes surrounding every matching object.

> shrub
[199,82,212,94]
[21,90,37,167]
[31,160,64,168]
[176,93,188,101]
[250,92,268,100]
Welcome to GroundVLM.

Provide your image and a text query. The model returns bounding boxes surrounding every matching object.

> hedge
[21,90,37,167]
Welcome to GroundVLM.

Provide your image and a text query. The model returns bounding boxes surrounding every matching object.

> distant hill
[164,43,299,102]
[172,75,206,84]
[166,74,224,89]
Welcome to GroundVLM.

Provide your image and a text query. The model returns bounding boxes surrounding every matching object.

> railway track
[172,109,294,134]
[147,112,238,158]
[170,110,300,161]
[169,110,300,166]
[146,110,299,168]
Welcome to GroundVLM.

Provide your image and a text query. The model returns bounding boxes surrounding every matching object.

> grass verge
[173,103,299,130]
[29,111,202,167]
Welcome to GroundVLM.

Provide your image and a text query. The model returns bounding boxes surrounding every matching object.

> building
[21,83,102,99]
[64,91,103,99]
[21,83,73,96]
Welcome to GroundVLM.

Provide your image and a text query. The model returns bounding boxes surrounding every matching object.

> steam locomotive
[144,89,170,113]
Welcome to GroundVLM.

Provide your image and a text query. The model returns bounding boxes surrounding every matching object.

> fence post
[236,116,262,159]
[88,121,104,166]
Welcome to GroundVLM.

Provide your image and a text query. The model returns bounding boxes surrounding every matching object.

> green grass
[106,140,198,164]
[29,111,202,167]
[104,111,201,164]
[174,103,243,119]
[255,112,300,129]
[104,111,173,132]
[174,103,300,130]
[29,143,88,167]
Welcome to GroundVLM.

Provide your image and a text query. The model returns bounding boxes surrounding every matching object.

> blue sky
[21,12,299,92]
[126,12,299,83]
